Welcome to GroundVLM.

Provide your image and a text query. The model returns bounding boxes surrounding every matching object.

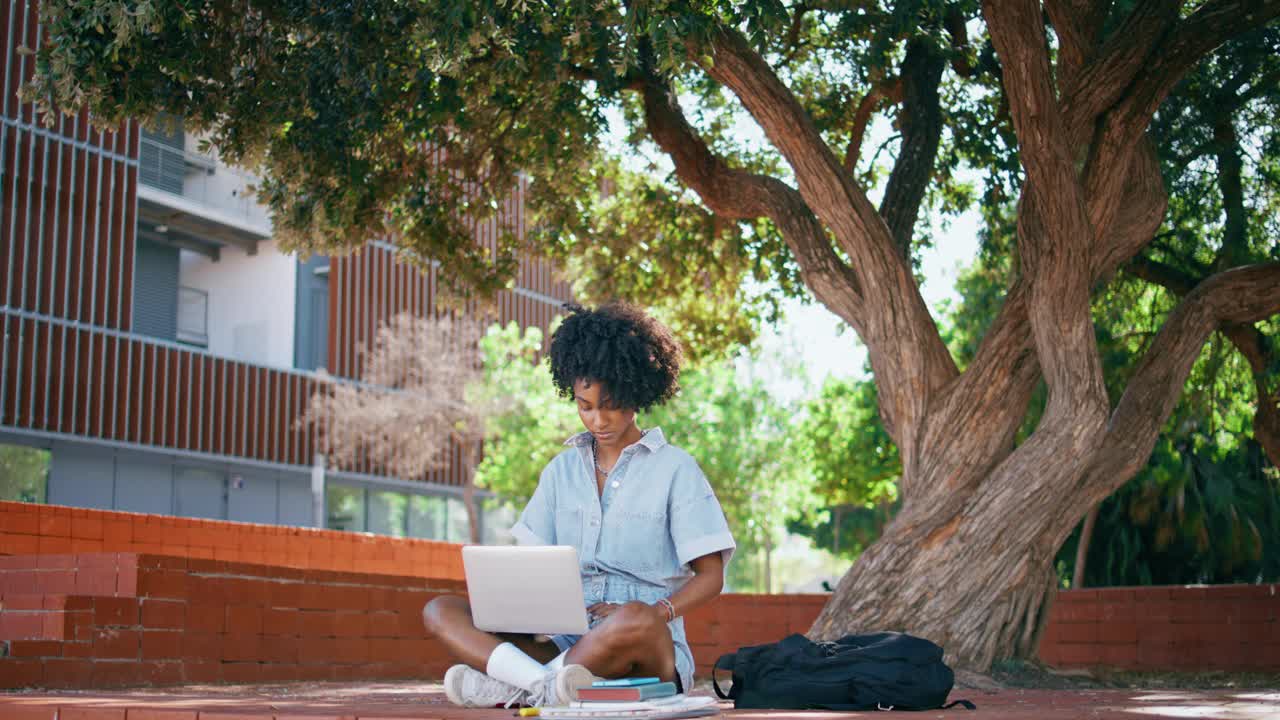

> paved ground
[1,682,1278,719]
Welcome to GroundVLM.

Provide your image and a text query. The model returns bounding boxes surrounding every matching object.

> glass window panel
[446,497,471,543]
[0,443,49,504]
[368,490,407,537]
[326,484,366,532]
[408,494,447,540]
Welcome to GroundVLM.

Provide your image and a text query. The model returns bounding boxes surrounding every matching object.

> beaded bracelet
[657,597,676,622]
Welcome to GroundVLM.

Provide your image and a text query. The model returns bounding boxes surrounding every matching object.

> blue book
[577,682,678,702]
[591,677,661,688]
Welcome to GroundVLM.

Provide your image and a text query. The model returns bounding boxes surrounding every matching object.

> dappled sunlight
[1123,691,1280,720]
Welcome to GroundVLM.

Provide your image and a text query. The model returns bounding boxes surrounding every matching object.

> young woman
[423,302,736,708]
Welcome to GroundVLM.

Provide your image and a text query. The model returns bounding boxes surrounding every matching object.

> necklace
[591,436,614,476]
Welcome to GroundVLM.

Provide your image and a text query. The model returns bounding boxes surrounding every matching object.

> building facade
[0,0,572,542]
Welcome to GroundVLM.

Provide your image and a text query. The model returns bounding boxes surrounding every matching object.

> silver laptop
[462,545,590,635]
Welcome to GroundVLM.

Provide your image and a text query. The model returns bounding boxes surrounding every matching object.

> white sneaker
[527,664,597,707]
[443,663,529,708]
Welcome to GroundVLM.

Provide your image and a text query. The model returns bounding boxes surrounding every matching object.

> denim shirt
[510,428,736,673]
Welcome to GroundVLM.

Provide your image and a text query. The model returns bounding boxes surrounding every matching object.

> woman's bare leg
[564,602,678,682]
[422,595,560,670]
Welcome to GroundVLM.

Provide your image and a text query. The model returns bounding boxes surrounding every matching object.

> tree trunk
[459,437,482,545]
[1072,505,1099,589]
[764,533,773,595]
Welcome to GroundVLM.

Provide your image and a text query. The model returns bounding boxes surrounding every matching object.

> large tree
[28,0,1280,668]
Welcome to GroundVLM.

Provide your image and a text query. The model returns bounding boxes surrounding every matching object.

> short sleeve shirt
[510,428,736,678]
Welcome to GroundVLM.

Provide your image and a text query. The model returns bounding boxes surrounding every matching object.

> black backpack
[712,632,974,711]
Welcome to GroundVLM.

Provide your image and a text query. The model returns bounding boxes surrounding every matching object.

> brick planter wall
[1037,585,1280,670]
[0,501,462,579]
[0,553,462,688]
[2,501,1277,688]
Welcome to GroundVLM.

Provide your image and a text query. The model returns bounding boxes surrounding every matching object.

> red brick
[92,628,141,659]
[94,597,138,626]
[262,608,300,636]
[58,708,129,720]
[139,569,187,599]
[1056,643,1100,666]
[182,660,221,683]
[225,605,263,635]
[181,632,222,660]
[89,659,143,688]
[332,611,368,638]
[116,561,138,596]
[1098,642,1139,668]
[0,657,43,687]
[141,599,185,629]
[1,594,45,610]
[259,635,298,663]
[2,570,39,595]
[124,708,196,719]
[0,612,47,639]
[5,639,62,657]
[298,610,337,637]
[221,633,263,662]
[35,569,76,594]
[38,512,72,538]
[1097,621,1138,644]
[141,630,184,659]
[1056,622,1099,644]
[186,604,224,633]
[75,568,118,596]
[366,611,398,638]
[39,657,94,688]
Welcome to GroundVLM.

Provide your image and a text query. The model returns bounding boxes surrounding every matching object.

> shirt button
[611,480,620,488]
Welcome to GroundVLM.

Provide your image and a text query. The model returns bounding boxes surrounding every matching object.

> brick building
[0,0,571,541]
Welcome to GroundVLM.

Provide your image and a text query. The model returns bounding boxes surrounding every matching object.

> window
[368,490,407,537]
[326,484,366,532]
[408,494,447,540]
[0,443,49,503]
[177,286,209,347]
[446,497,471,543]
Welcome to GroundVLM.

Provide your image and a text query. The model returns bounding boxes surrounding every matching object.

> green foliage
[473,320,819,591]
[0,444,50,504]
[472,321,581,504]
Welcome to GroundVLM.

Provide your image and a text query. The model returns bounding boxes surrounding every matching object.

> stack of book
[538,677,720,720]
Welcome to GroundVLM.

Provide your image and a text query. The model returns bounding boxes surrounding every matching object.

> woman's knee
[610,602,667,640]
[422,594,469,634]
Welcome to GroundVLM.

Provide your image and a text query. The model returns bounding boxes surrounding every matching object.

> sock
[543,649,569,673]
[486,642,549,692]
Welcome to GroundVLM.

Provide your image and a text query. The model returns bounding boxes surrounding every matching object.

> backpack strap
[711,652,736,700]
[942,699,977,710]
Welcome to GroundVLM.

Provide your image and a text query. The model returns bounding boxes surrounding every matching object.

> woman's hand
[587,601,668,625]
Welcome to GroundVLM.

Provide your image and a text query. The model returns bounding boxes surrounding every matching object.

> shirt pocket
[554,507,583,548]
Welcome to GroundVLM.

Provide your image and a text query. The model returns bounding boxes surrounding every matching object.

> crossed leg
[422,596,678,683]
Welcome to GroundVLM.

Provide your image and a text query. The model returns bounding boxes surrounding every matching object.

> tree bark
[458,436,482,545]
[1072,505,1098,589]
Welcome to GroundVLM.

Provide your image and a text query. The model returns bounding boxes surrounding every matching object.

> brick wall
[0,553,462,688]
[0,501,462,580]
[1037,585,1279,670]
[2,501,1277,688]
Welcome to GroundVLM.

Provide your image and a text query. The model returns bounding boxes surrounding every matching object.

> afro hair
[548,302,684,412]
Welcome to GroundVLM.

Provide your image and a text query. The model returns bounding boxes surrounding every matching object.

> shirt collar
[565,427,667,452]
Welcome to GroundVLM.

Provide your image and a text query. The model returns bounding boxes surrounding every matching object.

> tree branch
[635,57,867,329]
[1083,262,1280,499]
[1126,257,1280,468]
[984,0,1109,448]
[843,75,901,174]
[879,37,945,257]
[698,27,959,457]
